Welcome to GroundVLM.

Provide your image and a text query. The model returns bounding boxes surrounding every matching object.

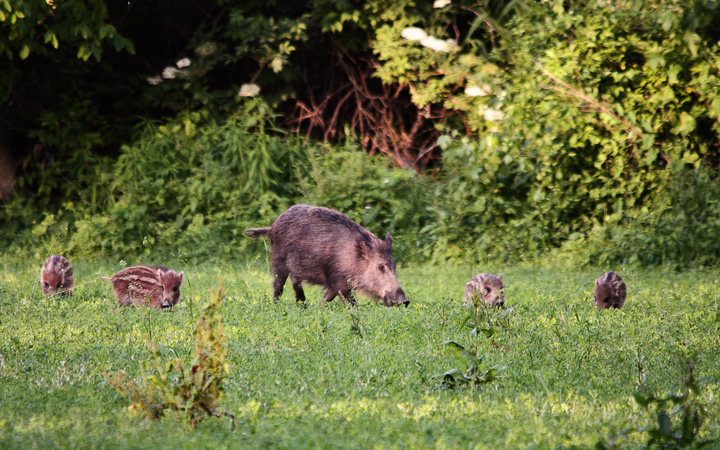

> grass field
[1,258,719,449]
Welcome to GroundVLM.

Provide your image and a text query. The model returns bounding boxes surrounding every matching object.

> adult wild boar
[245,205,408,307]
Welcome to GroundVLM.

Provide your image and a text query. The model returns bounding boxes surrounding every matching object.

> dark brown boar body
[594,271,626,309]
[40,255,74,296]
[103,265,184,309]
[463,273,504,307]
[246,205,408,307]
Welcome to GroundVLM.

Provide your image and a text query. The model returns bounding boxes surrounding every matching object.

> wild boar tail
[245,227,271,238]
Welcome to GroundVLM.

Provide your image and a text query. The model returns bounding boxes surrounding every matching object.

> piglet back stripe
[42,255,72,275]
[112,266,160,281]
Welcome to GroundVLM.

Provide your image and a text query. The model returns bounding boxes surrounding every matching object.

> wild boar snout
[492,292,505,307]
[383,288,408,307]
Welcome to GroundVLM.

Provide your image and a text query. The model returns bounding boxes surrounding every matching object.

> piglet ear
[179,271,184,282]
[594,278,599,287]
[385,233,393,247]
[497,273,503,282]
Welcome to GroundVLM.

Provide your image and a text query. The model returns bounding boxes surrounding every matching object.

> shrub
[64,103,309,259]
[300,146,435,262]
[564,163,720,268]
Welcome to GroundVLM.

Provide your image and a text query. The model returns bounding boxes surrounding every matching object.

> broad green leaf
[270,56,283,73]
[682,152,699,164]
[667,65,680,84]
[641,133,656,151]
[430,368,460,380]
[711,98,720,118]
[444,341,477,371]
[670,112,696,136]
[77,45,91,61]
[646,53,665,69]
[481,327,496,338]
[458,314,471,331]
[683,33,700,57]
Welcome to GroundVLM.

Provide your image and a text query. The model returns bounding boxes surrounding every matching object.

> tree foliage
[2,0,720,266]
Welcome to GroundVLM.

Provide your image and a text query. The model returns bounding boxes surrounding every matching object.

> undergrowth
[3,109,720,268]
[432,299,511,389]
[600,354,717,449]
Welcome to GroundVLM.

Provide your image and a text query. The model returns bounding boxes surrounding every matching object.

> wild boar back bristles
[245,205,409,307]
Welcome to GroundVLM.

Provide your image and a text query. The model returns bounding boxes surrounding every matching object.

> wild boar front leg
[339,287,357,305]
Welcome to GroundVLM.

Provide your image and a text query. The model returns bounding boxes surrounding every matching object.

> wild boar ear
[594,278,599,287]
[384,233,393,247]
[356,239,369,259]
[497,273,503,282]
[179,271,184,282]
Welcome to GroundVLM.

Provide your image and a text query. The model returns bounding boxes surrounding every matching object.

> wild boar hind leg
[290,274,306,302]
[272,267,289,301]
[323,289,338,303]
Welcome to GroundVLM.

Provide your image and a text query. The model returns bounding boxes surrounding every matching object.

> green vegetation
[3,1,720,447]
[1,260,718,448]
[3,0,720,267]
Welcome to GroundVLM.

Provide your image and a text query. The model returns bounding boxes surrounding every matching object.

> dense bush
[492,0,720,236]
[377,0,720,265]
[42,103,308,260]
[1,102,435,262]
[567,163,720,268]
[3,0,720,267]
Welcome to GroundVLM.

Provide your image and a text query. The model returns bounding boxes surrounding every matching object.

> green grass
[1,259,719,449]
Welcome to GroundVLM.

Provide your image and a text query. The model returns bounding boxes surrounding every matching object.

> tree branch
[535,61,644,138]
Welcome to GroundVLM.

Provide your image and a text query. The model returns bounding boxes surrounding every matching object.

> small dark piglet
[41,255,74,296]
[594,271,626,309]
[103,265,184,309]
[246,204,408,307]
[463,273,504,307]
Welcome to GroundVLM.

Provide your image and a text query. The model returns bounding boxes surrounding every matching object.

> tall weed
[104,284,233,427]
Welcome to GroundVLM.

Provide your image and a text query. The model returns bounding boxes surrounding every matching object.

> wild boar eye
[484,287,492,294]
[378,264,386,273]
[44,282,50,288]
[172,286,179,292]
